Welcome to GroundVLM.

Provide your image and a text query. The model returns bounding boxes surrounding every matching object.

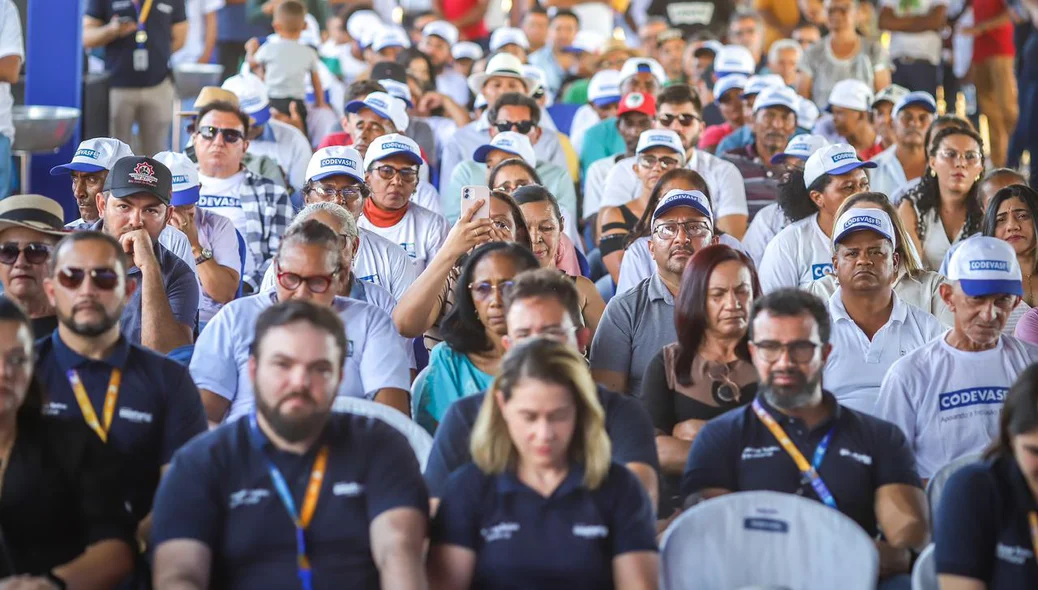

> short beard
[255,389,330,443]
[762,369,823,411]
[57,304,121,337]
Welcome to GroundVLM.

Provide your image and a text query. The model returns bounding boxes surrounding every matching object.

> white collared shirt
[824,288,944,416]
[867,145,909,200]
[758,213,833,293]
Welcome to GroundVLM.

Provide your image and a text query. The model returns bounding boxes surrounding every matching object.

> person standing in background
[878,0,947,97]
[172,0,223,66]
[0,1,21,199]
[83,0,187,157]
[964,0,1019,167]
[215,0,271,80]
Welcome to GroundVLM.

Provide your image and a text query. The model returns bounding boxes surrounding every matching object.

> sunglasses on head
[0,242,52,265]
[57,267,120,291]
[493,120,536,134]
[197,126,245,144]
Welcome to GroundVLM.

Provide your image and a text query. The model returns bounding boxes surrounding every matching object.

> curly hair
[902,126,985,241]
[777,168,830,223]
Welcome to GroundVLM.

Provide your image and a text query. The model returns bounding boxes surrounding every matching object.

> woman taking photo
[429,338,658,590]
[641,245,761,515]
[0,297,135,588]
[935,363,1038,588]
[415,242,540,432]
[898,126,986,271]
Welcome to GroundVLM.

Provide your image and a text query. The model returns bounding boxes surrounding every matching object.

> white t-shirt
[570,104,602,158]
[742,203,790,267]
[875,334,1038,478]
[247,119,313,190]
[824,289,945,416]
[584,155,624,220]
[357,203,450,273]
[615,234,745,297]
[198,170,255,278]
[191,292,412,423]
[600,149,749,221]
[758,213,834,293]
[171,0,225,66]
[880,0,948,64]
[414,180,443,217]
[867,145,908,200]
[0,1,22,141]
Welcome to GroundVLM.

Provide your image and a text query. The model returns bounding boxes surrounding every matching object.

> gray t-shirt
[254,37,320,100]
[800,36,890,109]
[589,273,677,398]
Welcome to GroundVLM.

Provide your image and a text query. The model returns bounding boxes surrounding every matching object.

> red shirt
[317,131,351,150]
[699,123,735,150]
[859,140,885,162]
[972,0,1015,62]
[441,0,488,40]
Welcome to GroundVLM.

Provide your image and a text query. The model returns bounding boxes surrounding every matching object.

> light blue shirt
[527,45,566,97]
[416,342,493,433]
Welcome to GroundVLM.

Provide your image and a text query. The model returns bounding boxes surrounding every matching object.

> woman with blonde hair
[428,338,658,590]
[808,191,953,325]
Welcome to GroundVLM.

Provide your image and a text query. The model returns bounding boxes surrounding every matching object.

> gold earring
[930,169,936,177]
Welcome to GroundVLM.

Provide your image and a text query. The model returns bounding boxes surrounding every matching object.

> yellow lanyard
[1029,512,1038,563]
[134,0,154,26]
[67,368,122,443]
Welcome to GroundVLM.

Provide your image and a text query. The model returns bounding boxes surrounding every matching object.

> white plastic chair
[659,491,879,590]
[332,396,433,471]
[410,365,431,422]
[911,544,937,590]
[926,453,982,522]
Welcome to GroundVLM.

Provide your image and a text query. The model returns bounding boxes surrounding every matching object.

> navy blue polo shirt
[85,0,186,88]
[681,392,921,536]
[423,386,660,498]
[151,413,429,590]
[35,331,207,521]
[432,462,657,589]
[935,455,1038,587]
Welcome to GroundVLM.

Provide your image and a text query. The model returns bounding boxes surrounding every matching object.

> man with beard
[152,300,428,590]
[681,288,929,588]
[721,85,799,203]
[0,195,68,335]
[34,231,206,555]
[91,156,199,354]
[583,91,655,227]
[821,207,943,416]
[590,190,714,398]
[868,92,936,198]
[191,219,411,424]
[876,237,1038,480]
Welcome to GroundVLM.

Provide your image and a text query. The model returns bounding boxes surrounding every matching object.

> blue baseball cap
[804,143,877,187]
[363,133,423,170]
[894,91,938,116]
[652,189,713,225]
[832,207,896,245]
[948,236,1024,297]
[770,134,830,165]
[153,151,200,206]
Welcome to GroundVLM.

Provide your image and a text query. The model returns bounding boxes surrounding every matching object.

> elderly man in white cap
[827,79,882,161]
[869,91,937,198]
[0,194,69,334]
[451,42,484,78]
[823,207,944,416]
[418,21,469,107]
[721,85,802,202]
[877,236,1038,481]
[439,53,569,199]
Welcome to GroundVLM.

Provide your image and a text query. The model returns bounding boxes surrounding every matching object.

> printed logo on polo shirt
[400,242,417,259]
[118,407,153,424]
[743,517,789,533]
[357,273,381,285]
[75,148,100,160]
[939,387,1008,412]
[112,0,132,9]
[129,162,158,187]
[346,339,355,358]
[811,263,833,280]
[229,488,270,509]
[157,2,173,13]
[838,448,873,466]
[572,524,609,539]
[43,401,67,416]
[320,157,357,170]
[996,543,1033,565]
[969,260,1011,272]
[831,152,856,163]
[480,521,520,543]
[198,194,243,209]
[333,481,365,497]
[741,445,780,460]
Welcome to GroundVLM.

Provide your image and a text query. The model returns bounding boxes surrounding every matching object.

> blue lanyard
[752,400,838,509]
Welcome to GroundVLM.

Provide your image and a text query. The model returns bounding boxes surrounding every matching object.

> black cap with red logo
[102,156,173,205]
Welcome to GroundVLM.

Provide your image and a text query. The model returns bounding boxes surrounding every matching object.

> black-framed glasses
[657,113,701,127]
[275,262,341,294]
[469,279,515,301]
[638,154,681,170]
[197,126,245,144]
[0,242,52,265]
[56,266,120,291]
[373,165,419,183]
[705,361,741,403]
[308,184,365,202]
[493,120,536,134]
[652,220,711,240]
[751,340,820,363]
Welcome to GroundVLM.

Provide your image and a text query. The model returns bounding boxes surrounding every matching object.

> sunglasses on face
[0,242,52,265]
[57,267,120,291]
[493,120,536,134]
[275,263,341,294]
[373,165,419,183]
[197,126,245,144]
[657,113,701,127]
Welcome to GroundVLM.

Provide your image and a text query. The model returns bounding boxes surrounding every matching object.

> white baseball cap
[565,30,605,54]
[619,57,666,87]
[636,129,685,160]
[523,65,548,94]
[796,96,821,130]
[379,79,413,108]
[363,133,423,171]
[712,74,748,104]
[804,143,878,187]
[587,70,622,106]
[827,79,874,113]
[473,132,536,166]
[372,26,411,53]
[872,84,910,108]
[832,207,896,245]
[422,21,459,45]
[753,85,799,114]
[894,91,938,117]
[346,10,382,44]
[221,73,271,126]
[948,236,1023,297]
[652,189,713,224]
[490,27,530,51]
[153,151,200,206]
[742,74,785,98]
[452,41,484,61]
[769,134,830,165]
[50,138,134,175]
[468,53,538,96]
[306,146,365,184]
[713,45,756,76]
[344,92,409,132]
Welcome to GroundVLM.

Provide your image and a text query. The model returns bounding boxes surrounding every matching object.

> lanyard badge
[131,0,154,71]
[752,399,838,509]
[68,368,122,443]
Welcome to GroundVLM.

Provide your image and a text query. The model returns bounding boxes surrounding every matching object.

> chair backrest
[659,491,879,590]
[575,246,591,279]
[911,543,937,590]
[926,453,982,522]
[332,396,433,471]
[546,103,581,136]
[234,229,247,298]
[410,365,432,423]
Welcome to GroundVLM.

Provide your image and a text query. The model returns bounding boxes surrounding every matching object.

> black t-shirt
[85,0,186,88]
[646,0,734,39]
[29,315,57,340]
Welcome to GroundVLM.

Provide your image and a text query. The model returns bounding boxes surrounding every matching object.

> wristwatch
[195,248,213,265]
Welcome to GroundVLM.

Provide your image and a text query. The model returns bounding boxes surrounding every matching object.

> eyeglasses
[652,220,711,240]
[493,120,536,134]
[657,114,701,127]
[638,154,681,170]
[705,361,741,403]
[936,149,982,165]
[751,340,820,363]
[308,184,364,202]
[56,267,120,291]
[275,262,341,294]
[469,279,515,301]
[373,165,419,184]
[493,179,530,193]
[0,242,52,265]
[197,126,245,144]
